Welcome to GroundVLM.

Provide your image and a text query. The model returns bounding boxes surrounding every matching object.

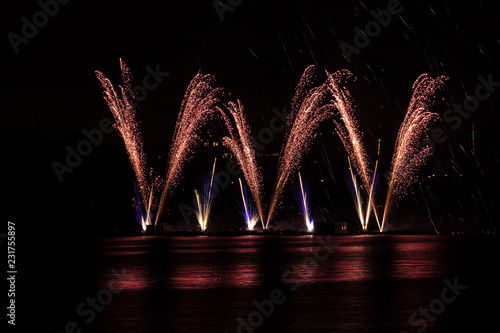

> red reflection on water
[99,266,150,290]
[392,237,443,279]
[169,247,261,254]
[169,262,261,289]
[295,236,445,283]
[329,245,372,282]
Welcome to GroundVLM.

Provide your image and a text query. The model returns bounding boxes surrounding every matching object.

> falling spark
[155,73,223,224]
[420,184,440,235]
[382,74,448,231]
[294,172,314,232]
[220,100,266,228]
[472,123,475,155]
[96,60,153,230]
[195,159,219,232]
[238,178,260,231]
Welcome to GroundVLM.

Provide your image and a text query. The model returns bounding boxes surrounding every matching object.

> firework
[195,159,219,231]
[238,178,260,231]
[326,70,372,190]
[134,184,155,231]
[266,65,334,228]
[326,70,382,230]
[346,158,365,229]
[155,73,223,224]
[293,172,314,232]
[382,74,447,231]
[95,60,153,230]
[364,158,379,230]
[220,100,266,228]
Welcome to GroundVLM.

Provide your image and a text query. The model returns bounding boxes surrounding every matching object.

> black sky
[3,0,499,234]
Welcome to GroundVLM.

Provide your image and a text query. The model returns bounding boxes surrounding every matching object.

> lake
[22,235,499,332]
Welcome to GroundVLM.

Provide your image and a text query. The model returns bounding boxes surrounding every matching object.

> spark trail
[238,178,260,231]
[220,100,266,228]
[346,158,365,229]
[134,184,155,231]
[195,159,219,232]
[96,60,153,230]
[382,74,447,231]
[294,172,314,232]
[326,70,371,191]
[155,72,223,224]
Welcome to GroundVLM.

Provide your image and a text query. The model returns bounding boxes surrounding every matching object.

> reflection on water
[29,235,499,333]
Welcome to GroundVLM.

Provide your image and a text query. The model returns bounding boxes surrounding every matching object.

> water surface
[25,235,499,332]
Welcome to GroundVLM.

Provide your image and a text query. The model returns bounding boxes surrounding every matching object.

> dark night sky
[3,0,499,235]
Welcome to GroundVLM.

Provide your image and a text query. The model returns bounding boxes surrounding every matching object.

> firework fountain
[133,185,155,231]
[325,70,382,231]
[195,159,219,231]
[381,74,447,231]
[364,141,380,229]
[238,178,260,231]
[220,100,266,228]
[95,60,155,231]
[294,172,314,232]
[345,156,380,231]
[155,72,223,225]
[346,158,365,229]
[95,59,446,233]
[266,65,334,228]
